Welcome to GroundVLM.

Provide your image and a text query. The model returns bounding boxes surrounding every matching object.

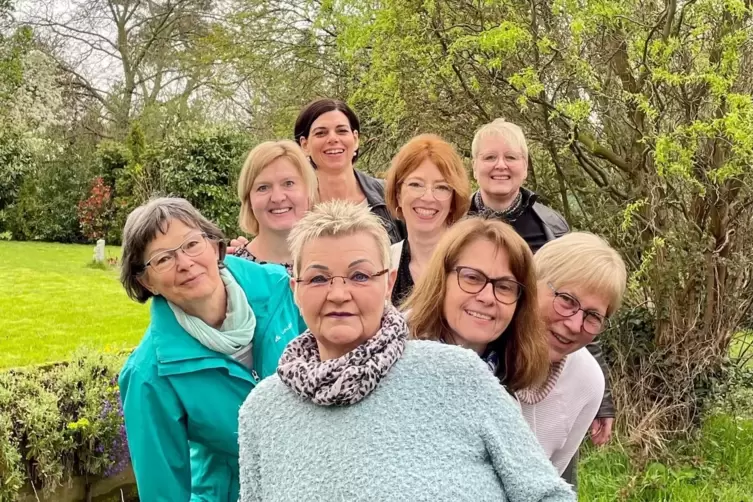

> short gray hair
[120,197,227,303]
[471,118,529,160]
[288,200,391,277]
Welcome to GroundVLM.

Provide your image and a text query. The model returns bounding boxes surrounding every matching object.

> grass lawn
[580,414,753,501]
[0,241,148,369]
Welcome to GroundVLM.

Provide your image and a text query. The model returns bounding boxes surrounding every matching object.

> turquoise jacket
[119,256,305,502]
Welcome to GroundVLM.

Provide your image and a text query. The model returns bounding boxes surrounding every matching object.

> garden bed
[0,353,132,502]
[16,467,137,502]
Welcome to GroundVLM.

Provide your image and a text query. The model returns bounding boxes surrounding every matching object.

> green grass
[579,414,753,501]
[0,241,148,369]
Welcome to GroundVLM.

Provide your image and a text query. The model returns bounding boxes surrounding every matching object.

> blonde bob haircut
[237,140,318,235]
[288,200,391,278]
[535,232,627,317]
[471,118,529,161]
[404,217,550,390]
[385,134,471,225]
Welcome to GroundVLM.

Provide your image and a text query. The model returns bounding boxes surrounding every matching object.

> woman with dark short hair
[294,98,406,243]
[118,197,305,501]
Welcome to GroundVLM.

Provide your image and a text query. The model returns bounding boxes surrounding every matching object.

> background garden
[0,0,752,500]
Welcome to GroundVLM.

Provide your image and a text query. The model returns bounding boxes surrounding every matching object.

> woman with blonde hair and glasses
[231,140,318,274]
[404,217,550,391]
[238,201,574,501]
[384,134,471,305]
[518,232,627,483]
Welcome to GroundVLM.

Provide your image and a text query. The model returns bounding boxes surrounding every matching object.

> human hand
[227,236,249,255]
[590,417,614,446]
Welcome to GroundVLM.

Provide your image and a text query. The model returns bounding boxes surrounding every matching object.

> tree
[330,0,753,449]
[22,0,218,137]
[0,25,65,230]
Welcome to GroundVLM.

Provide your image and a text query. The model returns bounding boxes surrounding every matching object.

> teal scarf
[168,268,256,354]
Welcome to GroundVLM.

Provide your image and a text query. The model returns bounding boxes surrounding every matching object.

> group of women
[117,98,627,501]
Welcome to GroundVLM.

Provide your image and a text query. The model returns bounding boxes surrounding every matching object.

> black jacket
[469,189,615,419]
[354,169,406,244]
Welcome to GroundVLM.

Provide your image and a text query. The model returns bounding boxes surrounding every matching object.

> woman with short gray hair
[238,200,575,502]
[118,197,305,502]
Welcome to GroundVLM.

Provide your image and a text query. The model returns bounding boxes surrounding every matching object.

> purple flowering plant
[0,350,133,500]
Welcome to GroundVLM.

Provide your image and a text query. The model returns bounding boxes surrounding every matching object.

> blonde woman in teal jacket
[118,197,305,502]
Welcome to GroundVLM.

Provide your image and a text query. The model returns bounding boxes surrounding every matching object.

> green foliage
[157,126,253,237]
[6,158,92,242]
[323,0,753,452]
[0,351,129,499]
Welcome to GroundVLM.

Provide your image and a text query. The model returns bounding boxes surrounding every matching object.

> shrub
[157,126,253,238]
[0,351,131,499]
[7,159,91,242]
[77,176,114,241]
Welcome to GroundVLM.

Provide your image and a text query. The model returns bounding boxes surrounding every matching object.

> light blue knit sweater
[238,340,575,502]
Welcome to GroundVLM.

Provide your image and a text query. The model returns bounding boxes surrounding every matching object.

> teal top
[239,340,575,502]
[119,256,306,502]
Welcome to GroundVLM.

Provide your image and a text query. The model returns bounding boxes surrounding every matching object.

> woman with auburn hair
[519,232,627,481]
[404,217,549,391]
[232,140,318,274]
[384,134,471,305]
[237,201,574,501]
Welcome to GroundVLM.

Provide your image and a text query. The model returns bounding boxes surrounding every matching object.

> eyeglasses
[548,283,610,335]
[453,266,524,305]
[295,269,389,288]
[478,152,525,166]
[143,233,210,274]
[401,181,454,201]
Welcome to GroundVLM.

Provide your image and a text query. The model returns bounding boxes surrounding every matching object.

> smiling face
[299,110,359,173]
[538,280,610,362]
[292,232,395,360]
[398,159,453,235]
[473,133,528,201]
[442,238,518,353]
[250,157,310,234]
[138,219,223,309]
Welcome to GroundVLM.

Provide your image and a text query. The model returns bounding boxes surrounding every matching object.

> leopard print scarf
[276,304,407,406]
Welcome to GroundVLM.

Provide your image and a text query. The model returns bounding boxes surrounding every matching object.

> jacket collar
[149,259,271,366]
[353,169,387,208]
[470,187,537,213]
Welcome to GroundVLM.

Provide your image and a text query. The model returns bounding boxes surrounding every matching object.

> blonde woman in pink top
[517,232,627,486]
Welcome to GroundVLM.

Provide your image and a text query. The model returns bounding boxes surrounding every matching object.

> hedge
[0,351,134,502]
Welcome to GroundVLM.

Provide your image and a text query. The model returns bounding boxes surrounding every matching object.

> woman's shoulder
[225,254,287,280]
[225,255,290,298]
[396,341,520,416]
[239,374,291,420]
[561,348,605,394]
[401,340,496,382]
[119,330,160,385]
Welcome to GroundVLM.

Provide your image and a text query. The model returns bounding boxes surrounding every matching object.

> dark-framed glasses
[548,283,610,335]
[454,266,524,305]
[295,269,389,288]
[402,181,454,201]
[143,233,210,274]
